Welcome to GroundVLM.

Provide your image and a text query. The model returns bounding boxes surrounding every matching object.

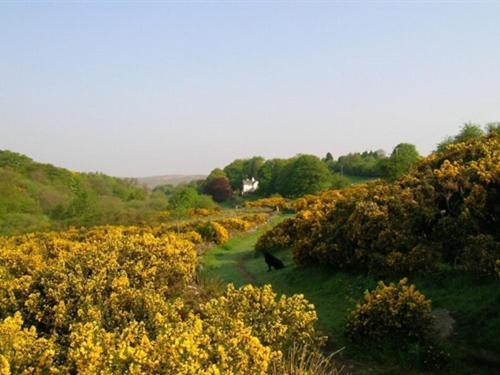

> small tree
[204,177,233,202]
[382,143,419,180]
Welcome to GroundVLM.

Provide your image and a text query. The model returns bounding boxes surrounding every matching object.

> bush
[255,218,296,253]
[0,312,58,374]
[0,226,325,373]
[257,134,500,276]
[245,196,290,210]
[200,284,325,351]
[196,221,229,245]
[346,278,434,346]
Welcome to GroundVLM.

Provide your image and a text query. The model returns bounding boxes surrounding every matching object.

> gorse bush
[0,313,58,374]
[196,221,229,245]
[0,222,325,373]
[200,284,325,352]
[345,278,433,346]
[257,134,500,276]
[255,217,296,253]
[245,196,290,210]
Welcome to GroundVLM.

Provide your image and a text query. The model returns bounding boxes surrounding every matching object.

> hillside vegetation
[249,131,500,372]
[0,211,339,374]
[0,150,170,235]
[257,133,500,277]
[1,124,499,374]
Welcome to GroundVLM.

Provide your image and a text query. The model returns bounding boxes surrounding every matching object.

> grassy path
[201,215,376,337]
[201,214,500,374]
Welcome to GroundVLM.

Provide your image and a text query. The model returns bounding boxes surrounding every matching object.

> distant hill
[136,174,206,189]
[0,150,169,235]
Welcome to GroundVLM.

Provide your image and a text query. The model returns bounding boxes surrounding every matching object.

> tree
[204,177,233,202]
[324,152,334,162]
[168,186,215,210]
[277,155,332,198]
[206,168,226,181]
[257,158,288,196]
[454,123,484,143]
[247,156,264,179]
[223,157,264,190]
[382,143,419,180]
[437,123,485,152]
[223,160,247,190]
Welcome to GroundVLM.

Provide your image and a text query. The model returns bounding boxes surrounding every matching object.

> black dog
[263,251,285,271]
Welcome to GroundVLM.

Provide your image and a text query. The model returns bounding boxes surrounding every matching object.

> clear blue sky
[1,1,499,177]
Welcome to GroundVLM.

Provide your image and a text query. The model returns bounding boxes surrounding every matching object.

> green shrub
[346,278,433,346]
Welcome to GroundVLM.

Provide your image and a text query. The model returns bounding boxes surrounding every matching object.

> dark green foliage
[256,159,290,197]
[223,157,264,190]
[327,149,387,178]
[277,155,332,198]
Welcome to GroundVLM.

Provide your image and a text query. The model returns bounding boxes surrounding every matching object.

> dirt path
[236,254,258,284]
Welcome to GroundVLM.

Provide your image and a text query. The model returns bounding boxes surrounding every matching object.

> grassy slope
[201,216,500,374]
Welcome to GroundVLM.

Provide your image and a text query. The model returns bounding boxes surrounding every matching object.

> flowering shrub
[255,218,296,253]
[0,224,325,373]
[152,213,269,241]
[0,312,58,374]
[200,284,325,351]
[196,222,229,245]
[346,278,433,345]
[257,134,500,276]
[245,197,290,210]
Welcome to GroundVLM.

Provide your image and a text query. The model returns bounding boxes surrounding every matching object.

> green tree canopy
[382,143,420,180]
[278,155,332,198]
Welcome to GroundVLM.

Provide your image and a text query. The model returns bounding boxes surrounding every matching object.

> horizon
[1,1,499,177]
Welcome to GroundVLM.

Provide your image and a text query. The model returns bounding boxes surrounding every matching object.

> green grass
[201,217,500,374]
[201,215,289,283]
[344,174,379,185]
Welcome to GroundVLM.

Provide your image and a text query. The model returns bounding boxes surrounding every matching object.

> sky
[1,1,499,177]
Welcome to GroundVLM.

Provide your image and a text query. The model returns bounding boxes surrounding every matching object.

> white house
[242,177,259,195]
